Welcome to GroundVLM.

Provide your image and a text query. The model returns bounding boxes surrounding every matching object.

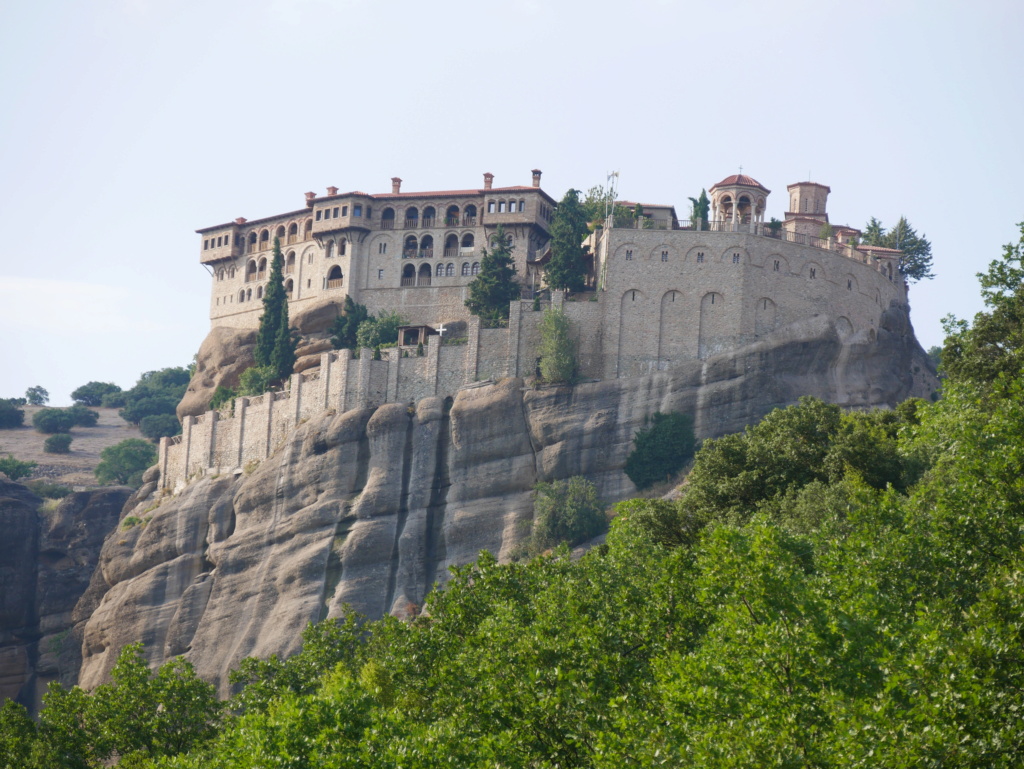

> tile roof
[709,174,770,193]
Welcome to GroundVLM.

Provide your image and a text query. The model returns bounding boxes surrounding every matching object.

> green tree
[209,385,237,411]
[538,306,577,383]
[25,385,49,406]
[355,310,404,350]
[0,399,24,428]
[32,408,77,434]
[531,476,606,551]
[330,296,371,350]
[117,367,189,425]
[254,237,296,382]
[237,365,276,396]
[862,216,886,245]
[95,438,157,486]
[0,700,38,769]
[0,454,36,480]
[139,414,181,441]
[689,188,710,229]
[44,433,73,454]
[818,222,834,240]
[582,183,614,224]
[862,216,934,281]
[545,189,590,292]
[71,381,122,407]
[624,411,696,491]
[465,225,520,323]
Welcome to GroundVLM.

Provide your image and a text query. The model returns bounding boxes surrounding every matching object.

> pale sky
[1,0,1022,405]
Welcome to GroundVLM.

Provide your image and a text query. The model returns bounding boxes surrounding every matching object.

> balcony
[403,248,434,259]
[445,217,459,226]
[401,276,415,287]
[462,216,477,226]
[443,248,458,258]
[422,217,435,228]
[326,278,344,289]
[256,270,266,281]
[381,219,395,229]
[287,234,297,244]
[403,219,419,229]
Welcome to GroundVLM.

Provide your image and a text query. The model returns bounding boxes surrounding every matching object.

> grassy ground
[0,406,144,489]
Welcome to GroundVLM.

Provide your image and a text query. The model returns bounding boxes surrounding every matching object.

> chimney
[327,186,338,196]
[234,217,247,225]
[531,168,542,188]
[391,177,402,194]
[483,172,494,190]
[304,192,316,207]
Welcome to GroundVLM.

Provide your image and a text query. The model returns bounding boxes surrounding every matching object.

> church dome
[709,174,770,193]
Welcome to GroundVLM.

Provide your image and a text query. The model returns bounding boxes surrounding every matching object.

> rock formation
[76,304,936,695]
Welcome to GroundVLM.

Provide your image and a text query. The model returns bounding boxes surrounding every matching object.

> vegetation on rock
[0,398,25,428]
[330,296,371,350]
[623,410,696,490]
[355,310,404,350]
[529,476,605,552]
[253,237,296,383]
[0,454,36,481]
[94,438,157,487]
[537,306,577,383]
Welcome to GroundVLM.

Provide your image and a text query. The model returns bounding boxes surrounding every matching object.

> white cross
[437,323,447,338]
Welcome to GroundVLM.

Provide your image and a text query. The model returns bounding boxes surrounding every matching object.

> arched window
[417,262,432,286]
[471,262,480,275]
[461,233,474,249]
[436,262,445,277]
[284,279,293,296]
[420,234,434,258]
[217,269,224,280]
[256,285,263,299]
[463,204,477,225]
[339,238,347,256]
[461,262,471,276]
[446,205,459,226]
[401,263,416,286]
[246,288,252,301]
[259,229,270,249]
[229,267,235,278]
[287,223,298,243]
[404,235,418,258]
[446,263,455,277]
[444,233,458,257]
[381,208,395,229]
[325,241,334,259]
[405,207,419,228]
[304,219,313,239]
[247,232,257,253]
[276,225,286,239]
[238,289,245,302]
[257,257,267,279]
[423,206,436,227]
[286,251,295,274]
[327,265,344,288]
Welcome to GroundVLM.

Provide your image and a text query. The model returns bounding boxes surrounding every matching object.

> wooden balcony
[326,278,344,289]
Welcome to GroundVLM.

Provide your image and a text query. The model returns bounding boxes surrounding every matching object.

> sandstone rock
[178,327,257,419]
[294,339,335,359]
[291,299,342,336]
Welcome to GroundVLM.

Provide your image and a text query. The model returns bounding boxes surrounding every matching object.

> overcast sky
[1,0,1022,405]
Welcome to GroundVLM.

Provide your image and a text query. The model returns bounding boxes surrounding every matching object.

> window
[353,205,362,217]
[339,238,347,256]
[203,239,208,249]
[661,250,668,262]
[367,207,372,219]
[461,262,470,276]
[446,263,455,277]
[378,269,384,280]
[809,267,816,279]
[499,201,506,213]
[697,252,704,263]
[436,263,444,277]
[325,241,334,259]
[519,199,525,211]
[847,279,852,290]
[471,262,480,275]
[378,242,387,254]
[774,259,780,271]
[625,249,633,260]
[509,200,516,213]
[316,211,322,221]
[732,253,740,264]
[307,279,311,287]
[333,207,339,218]
[308,254,313,264]
[342,206,348,216]
[488,201,495,213]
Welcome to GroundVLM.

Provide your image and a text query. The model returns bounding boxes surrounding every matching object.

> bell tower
[784,181,831,238]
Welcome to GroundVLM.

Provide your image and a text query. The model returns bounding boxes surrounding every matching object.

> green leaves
[538,306,577,383]
[254,236,296,382]
[465,224,520,322]
[546,188,590,292]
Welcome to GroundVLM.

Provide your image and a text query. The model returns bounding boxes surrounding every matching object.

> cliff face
[0,480,131,711]
[76,305,937,695]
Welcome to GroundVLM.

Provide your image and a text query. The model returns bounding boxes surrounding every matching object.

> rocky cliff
[74,304,937,695]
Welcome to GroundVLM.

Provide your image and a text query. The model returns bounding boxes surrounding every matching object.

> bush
[210,385,237,411]
[71,381,122,407]
[238,366,276,396]
[44,433,73,454]
[95,439,158,487]
[119,395,179,425]
[140,414,181,441]
[538,307,577,383]
[624,411,696,490]
[0,455,36,481]
[531,476,606,551]
[0,399,25,428]
[25,479,72,499]
[100,390,127,408]
[67,405,99,427]
[356,311,404,350]
[32,408,76,434]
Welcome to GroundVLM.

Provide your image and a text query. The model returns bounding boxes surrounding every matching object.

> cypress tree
[255,237,295,380]
[465,225,520,322]
[545,189,589,292]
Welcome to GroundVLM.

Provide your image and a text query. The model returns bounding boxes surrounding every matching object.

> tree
[545,189,590,292]
[689,189,710,229]
[254,237,297,382]
[44,433,73,454]
[330,296,371,350]
[32,408,76,434]
[209,385,237,411]
[237,365,276,396]
[25,386,49,406]
[538,306,577,383]
[95,439,157,486]
[465,224,520,322]
[862,216,934,281]
[624,411,696,490]
[139,413,181,441]
[818,222,834,240]
[531,476,606,551]
[117,367,189,425]
[71,381,122,407]
[862,216,886,245]
[355,310,404,350]
[0,454,36,481]
[0,399,24,428]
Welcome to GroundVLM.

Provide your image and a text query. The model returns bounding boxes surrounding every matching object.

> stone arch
[401,263,415,286]
[461,262,471,276]
[471,262,480,275]
[461,233,474,248]
[405,206,419,227]
[419,234,434,258]
[422,206,436,225]
[835,316,853,341]
[446,263,455,277]
[755,297,776,336]
[698,291,726,359]
[327,265,344,288]
[657,290,686,363]
[381,207,396,228]
[617,289,649,376]
[446,205,460,225]
[649,244,675,262]
[284,278,294,297]
[287,222,298,240]
[304,219,313,239]
[417,262,432,286]
[444,233,459,256]
[275,225,286,240]
[285,251,296,274]
[325,240,334,259]
[768,253,789,273]
[259,229,270,248]
[246,288,252,301]
[404,235,418,257]
[238,289,245,302]
[257,256,268,276]
[463,204,477,224]
[685,245,710,264]
[805,261,824,281]
[256,285,264,299]
[435,262,445,277]
[339,237,347,256]
[245,260,257,281]
[721,247,748,265]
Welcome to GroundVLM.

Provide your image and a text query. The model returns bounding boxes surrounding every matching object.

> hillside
[0,407,142,488]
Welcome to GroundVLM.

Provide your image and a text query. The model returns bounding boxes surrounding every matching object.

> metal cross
[437,323,447,338]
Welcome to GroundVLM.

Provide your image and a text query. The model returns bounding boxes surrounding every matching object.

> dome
[709,174,770,194]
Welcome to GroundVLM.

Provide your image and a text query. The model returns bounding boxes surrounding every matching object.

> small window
[488,201,495,213]
[333,207,339,218]
[661,250,668,262]
[203,239,209,249]
[315,211,322,221]
[732,253,740,264]
[471,262,480,275]
[307,279,311,288]
[810,267,816,279]
[631,291,636,301]
[625,249,633,260]
[847,279,852,290]
[342,206,348,216]
[499,201,506,213]
[446,263,455,277]
[308,254,313,264]
[378,269,384,280]
[509,200,517,213]
[519,199,525,211]
[436,263,444,277]
[697,252,704,263]
[353,205,362,217]
[378,242,387,254]
[367,207,372,219]
[461,262,470,276]
[774,259,780,271]
[340,238,347,256]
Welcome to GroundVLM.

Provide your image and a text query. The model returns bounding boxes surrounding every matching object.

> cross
[738,165,743,175]
[437,323,447,339]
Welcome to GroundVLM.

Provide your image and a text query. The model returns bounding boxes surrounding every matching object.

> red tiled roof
[709,174,770,193]
[786,181,831,192]
[314,185,552,203]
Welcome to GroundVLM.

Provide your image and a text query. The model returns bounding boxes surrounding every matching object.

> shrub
[139,414,181,441]
[238,366,276,396]
[44,433,73,454]
[119,395,178,425]
[0,455,36,481]
[32,408,76,434]
[71,381,122,407]
[100,390,127,408]
[356,311,404,350]
[531,476,606,551]
[95,439,158,487]
[25,479,72,499]
[624,411,696,490]
[67,405,99,427]
[0,399,25,428]
[210,385,238,411]
[538,307,577,383]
